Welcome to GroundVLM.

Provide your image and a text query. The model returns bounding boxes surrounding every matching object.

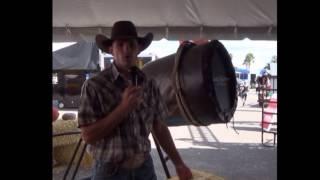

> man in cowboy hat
[78,21,192,180]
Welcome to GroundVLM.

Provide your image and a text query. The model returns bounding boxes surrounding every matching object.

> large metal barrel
[142,40,237,126]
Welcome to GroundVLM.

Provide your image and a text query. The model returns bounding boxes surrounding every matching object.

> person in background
[239,82,249,106]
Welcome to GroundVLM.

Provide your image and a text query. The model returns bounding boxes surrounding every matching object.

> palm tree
[242,53,255,70]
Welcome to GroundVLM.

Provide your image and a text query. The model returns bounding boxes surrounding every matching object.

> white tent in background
[52,41,100,70]
[53,0,277,42]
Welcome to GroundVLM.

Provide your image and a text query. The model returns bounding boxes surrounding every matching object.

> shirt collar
[110,62,120,82]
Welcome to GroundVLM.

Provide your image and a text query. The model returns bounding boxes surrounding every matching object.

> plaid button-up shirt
[78,63,168,163]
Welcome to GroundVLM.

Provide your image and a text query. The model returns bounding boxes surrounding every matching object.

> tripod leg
[71,143,88,180]
[63,138,83,180]
[152,133,171,179]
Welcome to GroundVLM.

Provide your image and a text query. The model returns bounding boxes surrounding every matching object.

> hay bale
[52,120,93,167]
[53,143,93,168]
[168,169,224,180]
[53,120,80,147]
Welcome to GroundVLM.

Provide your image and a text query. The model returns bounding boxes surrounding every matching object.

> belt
[121,152,148,169]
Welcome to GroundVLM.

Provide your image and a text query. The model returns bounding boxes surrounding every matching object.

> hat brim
[96,33,153,54]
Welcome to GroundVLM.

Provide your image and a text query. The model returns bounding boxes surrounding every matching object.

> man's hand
[175,163,193,180]
[119,85,143,114]
[152,120,193,180]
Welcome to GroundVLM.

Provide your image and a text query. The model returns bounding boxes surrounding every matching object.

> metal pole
[63,138,83,180]
[71,143,88,180]
[151,133,171,179]
[261,88,265,145]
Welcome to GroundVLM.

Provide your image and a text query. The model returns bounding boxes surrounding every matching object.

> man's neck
[114,62,130,80]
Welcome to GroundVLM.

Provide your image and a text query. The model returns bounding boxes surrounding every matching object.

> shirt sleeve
[151,80,169,122]
[77,80,101,127]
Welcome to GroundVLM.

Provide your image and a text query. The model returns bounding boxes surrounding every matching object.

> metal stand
[260,88,277,147]
[52,131,86,180]
[57,132,171,180]
[152,133,171,179]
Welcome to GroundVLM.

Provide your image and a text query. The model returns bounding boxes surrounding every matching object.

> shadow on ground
[152,142,276,180]
[53,141,276,180]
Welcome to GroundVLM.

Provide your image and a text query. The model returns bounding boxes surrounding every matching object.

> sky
[53,38,277,75]
[220,39,277,74]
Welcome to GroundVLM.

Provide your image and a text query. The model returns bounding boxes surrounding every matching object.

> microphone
[130,66,139,86]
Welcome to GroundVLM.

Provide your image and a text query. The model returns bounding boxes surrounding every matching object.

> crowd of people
[237,72,272,107]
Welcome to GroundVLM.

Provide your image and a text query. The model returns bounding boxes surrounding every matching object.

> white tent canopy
[52,41,100,70]
[53,0,277,42]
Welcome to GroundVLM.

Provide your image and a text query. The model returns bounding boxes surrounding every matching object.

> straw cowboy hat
[95,21,153,54]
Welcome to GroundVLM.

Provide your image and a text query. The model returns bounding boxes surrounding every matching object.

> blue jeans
[91,154,157,180]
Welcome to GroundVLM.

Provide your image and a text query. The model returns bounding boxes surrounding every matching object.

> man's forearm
[153,120,183,166]
[81,104,127,144]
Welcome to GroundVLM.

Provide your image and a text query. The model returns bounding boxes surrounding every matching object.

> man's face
[111,39,140,70]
